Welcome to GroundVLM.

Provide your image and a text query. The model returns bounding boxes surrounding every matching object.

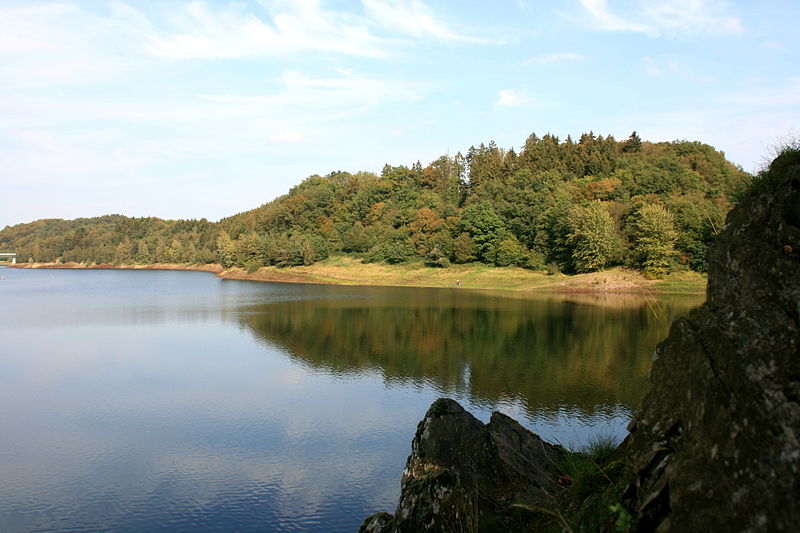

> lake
[0,267,702,532]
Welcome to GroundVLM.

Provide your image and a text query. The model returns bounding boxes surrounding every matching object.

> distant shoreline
[10,257,707,295]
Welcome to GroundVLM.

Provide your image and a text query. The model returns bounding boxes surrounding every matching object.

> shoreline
[9,258,707,294]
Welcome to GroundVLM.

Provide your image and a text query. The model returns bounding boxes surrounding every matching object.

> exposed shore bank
[9,257,706,294]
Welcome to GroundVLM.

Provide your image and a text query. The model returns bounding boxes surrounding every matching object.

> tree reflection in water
[234,286,703,421]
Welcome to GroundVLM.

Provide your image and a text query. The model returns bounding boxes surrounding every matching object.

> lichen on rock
[358,398,564,533]
[360,150,800,532]
[615,151,800,532]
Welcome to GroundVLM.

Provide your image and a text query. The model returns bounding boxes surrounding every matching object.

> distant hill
[1,132,750,276]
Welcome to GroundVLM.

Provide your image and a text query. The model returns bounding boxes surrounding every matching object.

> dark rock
[618,160,800,532]
[360,154,800,532]
[358,398,564,533]
[357,512,393,533]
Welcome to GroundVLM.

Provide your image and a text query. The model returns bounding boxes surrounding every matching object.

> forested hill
[1,132,750,276]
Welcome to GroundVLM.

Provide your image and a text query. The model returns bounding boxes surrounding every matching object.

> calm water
[0,267,703,532]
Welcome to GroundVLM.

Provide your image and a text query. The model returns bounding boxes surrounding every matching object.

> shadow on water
[233,285,704,420]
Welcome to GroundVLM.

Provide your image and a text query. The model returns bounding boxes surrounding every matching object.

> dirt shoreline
[9,260,707,294]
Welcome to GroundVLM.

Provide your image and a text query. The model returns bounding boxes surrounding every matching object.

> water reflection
[235,287,702,421]
[0,268,703,532]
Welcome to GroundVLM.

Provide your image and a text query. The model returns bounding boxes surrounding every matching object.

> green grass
[738,142,800,200]
[651,271,707,294]
[521,434,628,533]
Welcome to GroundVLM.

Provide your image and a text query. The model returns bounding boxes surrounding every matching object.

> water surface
[0,267,702,532]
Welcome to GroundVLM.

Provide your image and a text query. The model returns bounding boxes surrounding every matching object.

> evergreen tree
[622,131,643,153]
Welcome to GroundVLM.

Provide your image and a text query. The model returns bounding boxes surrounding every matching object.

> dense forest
[0,132,749,276]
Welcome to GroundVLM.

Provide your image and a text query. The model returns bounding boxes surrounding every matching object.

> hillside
[1,132,749,277]
[356,147,800,533]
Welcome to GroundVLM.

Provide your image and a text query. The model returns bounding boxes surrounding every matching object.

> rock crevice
[359,398,565,533]
[360,153,800,532]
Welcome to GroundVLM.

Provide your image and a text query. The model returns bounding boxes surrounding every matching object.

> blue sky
[1,0,798,229]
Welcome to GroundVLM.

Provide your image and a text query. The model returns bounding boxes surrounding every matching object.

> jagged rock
[618,157,800,532]
[361,153,800,533]
[358,398,564,533]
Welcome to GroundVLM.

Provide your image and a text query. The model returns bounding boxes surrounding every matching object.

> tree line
[0,132,749,277]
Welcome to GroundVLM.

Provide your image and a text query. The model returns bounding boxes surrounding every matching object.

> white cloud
[495,89,529,108]
[580,0,743,37]
[362,0,490,42]
[148,0,387,59]
[0,1,494,89]
[580,0,650,33]
[0,2,153,87]
[524,52,585,65]
[0,67,422,190]
[201,69,422,118]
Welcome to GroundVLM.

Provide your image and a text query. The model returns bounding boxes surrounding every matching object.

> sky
[1,0,798,229]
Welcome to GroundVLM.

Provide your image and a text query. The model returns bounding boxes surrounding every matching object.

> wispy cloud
[0,2,153,87]
[580,0,743,37]
[524,52,585,65]
[495,89,529,108]
[149,0,387,59]
[362,0,492,42]
[0,1,496,89]
[0,67,423,180]
[202,69,422,117]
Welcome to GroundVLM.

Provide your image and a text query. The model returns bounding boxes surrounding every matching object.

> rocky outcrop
[360,151,800,532]
[616,155,800,532]
[359,398,564,532]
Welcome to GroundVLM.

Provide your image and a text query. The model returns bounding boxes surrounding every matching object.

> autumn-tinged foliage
[0,132,749,275]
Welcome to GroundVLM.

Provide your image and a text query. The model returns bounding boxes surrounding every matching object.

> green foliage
[0,132,749,276]
[630,204,678,278]
[567,202,620,272]
[491,234,525,267]
[546,262,561,275]
[621,131,642,153]
[342,221,370,252]
[666,192,725,271]
[585,434,619,464]
[608,503,632,532]
[364,235,414,264]
[523,250,547,270]
[424,247,450,268]
[460,203,507,262]
[453,232,477,263]
[739,142,800,200]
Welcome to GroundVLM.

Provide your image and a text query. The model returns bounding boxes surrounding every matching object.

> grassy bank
[13,256,707,294]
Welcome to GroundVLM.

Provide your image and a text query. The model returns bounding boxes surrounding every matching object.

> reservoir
[0,267,702,532]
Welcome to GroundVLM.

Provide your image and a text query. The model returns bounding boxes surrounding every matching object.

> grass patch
[521,434,629,533]
[219,255,707,297]
[653,271,707,294]
[556,434,622,504]
[737,141,800,200]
